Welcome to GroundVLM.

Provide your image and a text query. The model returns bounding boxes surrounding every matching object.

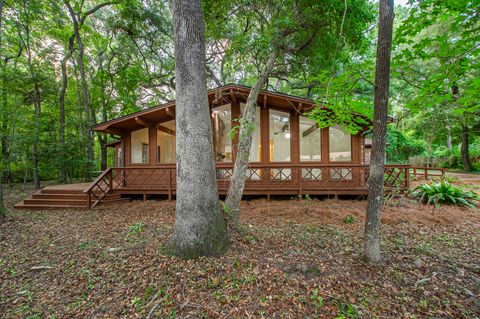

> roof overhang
[91,84,379,135]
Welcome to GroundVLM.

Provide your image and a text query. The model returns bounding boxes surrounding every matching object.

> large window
[269,109,291,162]
[157,120,176,163]
[240,104,261,162]
[212,104,232,162]
[300,116,321,161]
[329,125,352,162]
[131,128,149,164]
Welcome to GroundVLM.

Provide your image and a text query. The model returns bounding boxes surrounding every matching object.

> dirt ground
[0,179,479,318]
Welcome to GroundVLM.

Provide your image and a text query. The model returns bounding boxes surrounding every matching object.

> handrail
[84,168,113,209]
[84,168,112,193]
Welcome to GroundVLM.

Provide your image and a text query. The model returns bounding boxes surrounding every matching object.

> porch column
[148,125,157,165]
[231,98,241,161]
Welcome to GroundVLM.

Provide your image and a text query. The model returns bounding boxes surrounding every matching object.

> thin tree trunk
[0,181,4,216]
[224,51,277,222]
[461,120,473,172]
[58,48,71,183]
[364,0,394,265]
[445,116,452,151]
[65,1,94,181]
[169,0,228,258]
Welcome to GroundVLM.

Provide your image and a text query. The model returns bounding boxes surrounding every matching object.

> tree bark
[58,46,71,183]
[65,1,94,181]
[461,120,473,172]
[169,0,228,258]
[224,51,277,222]
[364,0,394,265]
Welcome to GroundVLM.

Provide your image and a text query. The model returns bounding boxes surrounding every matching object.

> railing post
[298,167,302,196]
[87,191,91,209]
[424,168,428,180]
[109,169,113,190]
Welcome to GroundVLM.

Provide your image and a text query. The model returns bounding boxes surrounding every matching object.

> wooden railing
[410,167,447,179]
[84,164,411,208]
[84,168,113,209]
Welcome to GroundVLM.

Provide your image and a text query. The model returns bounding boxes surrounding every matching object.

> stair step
[32,193,86,200]
[14,202,87,210]
[24,198,87,206]
[41,189,85,194]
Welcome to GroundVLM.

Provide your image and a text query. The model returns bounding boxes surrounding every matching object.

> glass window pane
[300,116,321,161]
[239,104,261,162]
[329,125,352,161]
[157,120,176,163]
[212,104,232,162]
[131,128,149,164]
[269,110,290,162]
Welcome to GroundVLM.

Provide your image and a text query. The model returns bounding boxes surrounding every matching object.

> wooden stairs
[14,184,128,210]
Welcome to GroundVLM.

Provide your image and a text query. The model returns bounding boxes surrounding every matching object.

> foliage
[412,179,479,208]
[386,127,426,163]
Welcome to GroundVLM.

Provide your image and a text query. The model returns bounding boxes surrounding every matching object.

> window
[212,104,232,162]
[269,109,291,162]
[329,125,352,162]
[157,120,176,163]
[240,103,261,162]
[131,128,149,164]
[300,116,321,161]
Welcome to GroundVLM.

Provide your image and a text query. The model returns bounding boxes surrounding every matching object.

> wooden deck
[15,163,411,210]
[85,163,411,208]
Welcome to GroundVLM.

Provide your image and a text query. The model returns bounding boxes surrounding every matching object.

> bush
[412,179,479,208]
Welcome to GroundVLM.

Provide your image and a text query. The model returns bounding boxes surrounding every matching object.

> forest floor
[1,179,479,319]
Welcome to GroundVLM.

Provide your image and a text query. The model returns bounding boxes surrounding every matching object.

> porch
[85,163,411,208]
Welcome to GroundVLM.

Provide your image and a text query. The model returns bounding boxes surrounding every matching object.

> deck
[85,163,411,208]
[15,163,411,210]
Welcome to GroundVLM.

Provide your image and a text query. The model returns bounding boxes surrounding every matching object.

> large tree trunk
[461,120,473,172]
[364,0,394,265]
[169,0,228,258]
[224,51,277,222]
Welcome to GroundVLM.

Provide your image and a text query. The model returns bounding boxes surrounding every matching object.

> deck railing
[410,167,447,179]
[85,163,411,208]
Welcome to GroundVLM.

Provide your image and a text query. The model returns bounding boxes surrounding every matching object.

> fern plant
[412,179,479,208]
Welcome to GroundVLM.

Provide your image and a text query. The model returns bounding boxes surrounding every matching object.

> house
[15,84,410,209]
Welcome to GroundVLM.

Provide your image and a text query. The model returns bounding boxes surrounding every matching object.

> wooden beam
[229,90,237,105]
[298,103,303,112]
[105,127,123,136]
[302,123,319,137]
[263,94,267,109]
[135,116,154,127]
[165,107,175,118]
[158,124,175,136]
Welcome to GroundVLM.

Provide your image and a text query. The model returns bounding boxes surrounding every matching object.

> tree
[169,0,229,258]
[207,0,375,222]
[364,0,394,264]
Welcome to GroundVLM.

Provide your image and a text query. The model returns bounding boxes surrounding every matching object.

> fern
[412,179,479,208]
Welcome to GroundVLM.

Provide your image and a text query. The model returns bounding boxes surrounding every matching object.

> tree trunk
[0,181,4,216]
[66,1,94,181]
[169,0,228,258]
[224,51,277,222]
[461,120,473,172]
[445,119,452,151]
[58,48,71,183]
[364,0,394,265]
[31,82,41,190]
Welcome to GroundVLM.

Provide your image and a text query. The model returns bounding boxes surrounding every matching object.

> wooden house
[15,84,409,209]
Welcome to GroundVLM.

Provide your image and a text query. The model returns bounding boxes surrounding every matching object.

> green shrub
[412,180,479,208]
[343,215,355,224]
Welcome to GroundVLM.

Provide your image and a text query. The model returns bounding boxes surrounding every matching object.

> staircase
[14,183,127,210]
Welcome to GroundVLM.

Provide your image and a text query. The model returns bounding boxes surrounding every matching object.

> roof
[91,84,376,135]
